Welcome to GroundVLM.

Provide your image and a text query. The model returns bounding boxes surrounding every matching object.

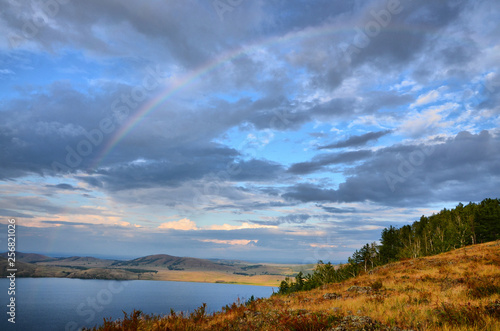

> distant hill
[0,256,150,280]
[111,254,235,271]
[37,256,116,268]
[0,257,37,276]
[53,256,111,263]
[0,252,54,263]
[0,252,311,285]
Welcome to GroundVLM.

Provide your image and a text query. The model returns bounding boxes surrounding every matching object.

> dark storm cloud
[259,0,357,33]
[278,214,311,224]
[231,159,285,181]
[319,130,392,149]
[283,183,338,203]
[0,80,280,183]
[202,200,295,212]
[87,147,237,190]
[439,44,477,66]
[478,73,500,114]
[284,130,500,205]
[0,208,33,218]
[0,195,116,218]
[257,92,413,131]
[2,0,257,67]
[364,92,415,113]
[45,183,90,192]
[0,82,128,179]
[350,0,466,67]
[288,150,372,175]
[80,155,284,192]
[3,0,457,69]
[286,0,473,91]
[236,94,403,132]
[0,195,65,215]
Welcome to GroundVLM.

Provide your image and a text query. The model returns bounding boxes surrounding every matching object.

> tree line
[277,198,500,294]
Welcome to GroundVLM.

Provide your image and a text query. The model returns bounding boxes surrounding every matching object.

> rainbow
[90,22,435,169]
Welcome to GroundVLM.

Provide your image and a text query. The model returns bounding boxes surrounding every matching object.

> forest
[278,198,500,294]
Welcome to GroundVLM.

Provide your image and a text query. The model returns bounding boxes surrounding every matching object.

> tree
[475,198,500,242]
[379,225,401,263]
[278,278,290,294]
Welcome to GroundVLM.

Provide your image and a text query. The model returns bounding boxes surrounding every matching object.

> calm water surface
[0,277,275,331]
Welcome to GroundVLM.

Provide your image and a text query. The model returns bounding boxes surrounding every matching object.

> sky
[0,0,499,263]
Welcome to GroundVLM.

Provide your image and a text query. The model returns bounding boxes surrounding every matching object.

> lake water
[0,278,275,331]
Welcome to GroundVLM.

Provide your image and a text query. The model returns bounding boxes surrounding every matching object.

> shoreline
[2,273,283,287]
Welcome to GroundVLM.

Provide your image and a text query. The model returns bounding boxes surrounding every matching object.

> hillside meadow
[88,240,500,330]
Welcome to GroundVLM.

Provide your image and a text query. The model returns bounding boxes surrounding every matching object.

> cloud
[318,130,392,149]
[0,208,33,218]
[45,183,90,192]
[412,89,441,107]
[283,183,338,203]
[158,218,198,231]
[285,130,500,206]
[157,219,277,232]
[247,214,311,226]
[310,243,338,248]
[78,157,285,194]
[288,150,372,174]
[208,222,277,231]
[0,69,14,74]
[320,206,357,214]
[352,225,386,231]
[199,239,258,246]
[41,220,92,227]
[478,72,500,114]
[399,103,456,137]
[274,214,311,224]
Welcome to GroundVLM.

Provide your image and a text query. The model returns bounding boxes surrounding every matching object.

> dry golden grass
[150,270,286,286]
[91,241,500,330]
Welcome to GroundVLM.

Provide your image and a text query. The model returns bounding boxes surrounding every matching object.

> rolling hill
[0,252,313,285]
[111,254,235,271]
[35,255,117,268]
[0,252,54,263]
[91,240,500,330]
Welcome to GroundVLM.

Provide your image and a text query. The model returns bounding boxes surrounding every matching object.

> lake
[0,278,275,331]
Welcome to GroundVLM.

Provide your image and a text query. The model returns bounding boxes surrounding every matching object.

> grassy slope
[90,240,500,330]
[150,270,286,286]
